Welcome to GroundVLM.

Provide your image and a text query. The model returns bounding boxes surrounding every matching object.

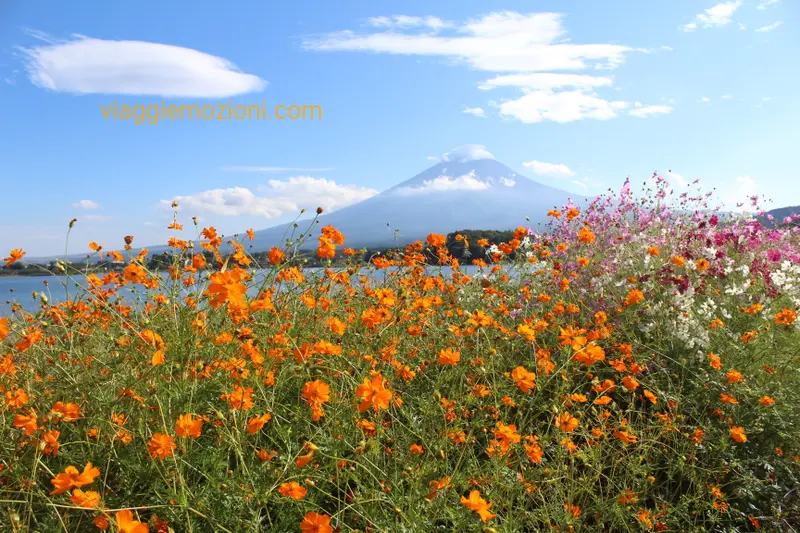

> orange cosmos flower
[317,235,336,259]
[205,268,249,309]
[426,476,451,500]
[222,385,254,411]
[3,248,26,267]
[6,387,30,409]
[70,488,101,509]
[174,414,202,439]
[299,511,333,533]
[775,308,797,326]
[49,401,81,422]
[726,369,743,383]
[643,390,657,404]
[622,375,640,391]
[720,393,739,405]
[438,347,461,365]
[614,430,638,445]
[246,413,272,434]
[577,226,595,244]
[321,225,345,245]
[301,379,331,421]
[42,429,60,456]
[460,490,496,522]
[730,426,747,443]
[759,395,775,406]
[695,258,710,271]
[492,421,521,455]
[708,352,722,370]
[426,233,447,248]
[13,411,38,435]
[50,463,101,495]
[511,366,536,392]
[573,343,605,367]
[689,427,705,444]
[355,373,392,412]
[556,412,579,433]
[147,433,176,460]
[623,289,645,306]
[566,207,581,220]
[278,481,307,500]
[0,318,8,341]
[115,509,149,533]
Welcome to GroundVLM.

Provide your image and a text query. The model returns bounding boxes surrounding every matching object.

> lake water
[0,264,511,315]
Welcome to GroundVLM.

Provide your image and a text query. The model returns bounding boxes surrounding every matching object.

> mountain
[760,205,800,227]
[249,152,587,250]
[23,150,587,263]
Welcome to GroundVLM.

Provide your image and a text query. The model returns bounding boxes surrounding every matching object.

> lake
[0,264,512,315]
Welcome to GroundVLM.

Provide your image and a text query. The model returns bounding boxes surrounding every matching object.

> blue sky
[0,0,796,256]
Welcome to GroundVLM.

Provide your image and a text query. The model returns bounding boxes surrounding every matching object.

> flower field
[2,180,799,532]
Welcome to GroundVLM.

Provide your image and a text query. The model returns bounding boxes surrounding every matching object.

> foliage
[1,179,799,532]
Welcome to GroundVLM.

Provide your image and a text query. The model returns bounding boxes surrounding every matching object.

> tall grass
[1,180,799,532]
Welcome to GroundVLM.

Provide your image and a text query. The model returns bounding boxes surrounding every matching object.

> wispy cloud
[395,172,490,196]
[367,15,451,31]
[462,107,486,118]
[725,176,759,212]
[305,11,643,124]
[680,1,743,32]
[629,104,673,118]
[72,199,101,210]
[522,160,575,178]
[757,0,780,9]
[427,145,496,164]
[161,177,377,218]
[755,21,782,32]
[20,31,265,97]
[222,166,335,173]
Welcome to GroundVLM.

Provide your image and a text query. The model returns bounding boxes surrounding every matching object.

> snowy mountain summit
[250,145,585,249]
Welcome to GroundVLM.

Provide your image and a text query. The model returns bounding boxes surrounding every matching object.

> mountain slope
[250,155,586,250]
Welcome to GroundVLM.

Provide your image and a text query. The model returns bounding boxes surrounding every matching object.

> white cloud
[222,166,335,173]
[724,176,759,212]
[161,177,378,218]
[478,73,613,91]
[72,199,100,210]
[497,89,629,123]
[629,104,673,118]
[367,15,451,31]
[429,144,496,164]
[21,33,265,97]
[700,96,711,102]
[463,107,486,118]
[305,12,633,72]
[680,1,743,32]
[395,172,490,195]
[757,0,779,9]
[665,171,688,188]
[522,160,575,178]
[755,21,782,32]
[500,177,516,187]
[305,11,641,124]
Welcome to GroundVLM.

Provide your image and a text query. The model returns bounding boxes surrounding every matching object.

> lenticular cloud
[21,35,266,97]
